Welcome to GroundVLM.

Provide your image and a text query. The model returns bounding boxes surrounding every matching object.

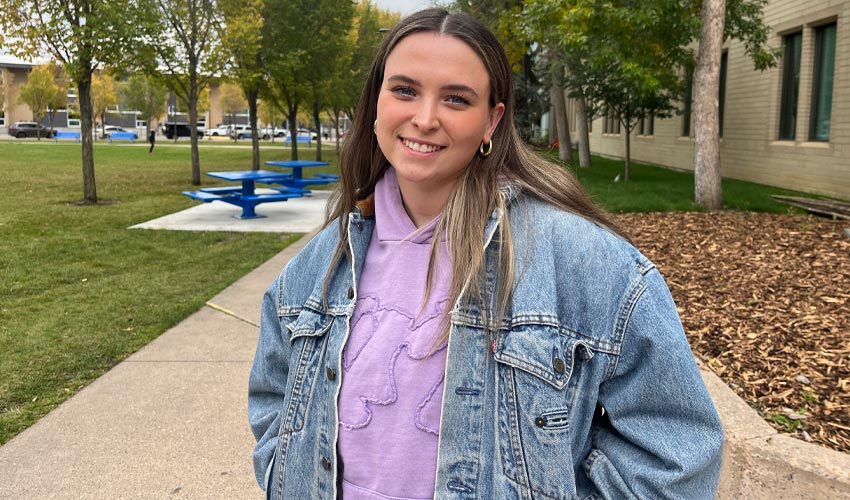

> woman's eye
[446,94,470,106]
[392,86,415,97]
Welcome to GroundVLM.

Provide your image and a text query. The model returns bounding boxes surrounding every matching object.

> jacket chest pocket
[493,325,597,500]
[280,308,333,433]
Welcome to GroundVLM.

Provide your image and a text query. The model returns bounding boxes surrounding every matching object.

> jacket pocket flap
[494,325,592,390]
[285,308,332,341]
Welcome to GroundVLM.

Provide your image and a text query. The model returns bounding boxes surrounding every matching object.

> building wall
[1,67,34,124]
[584,0,850,200]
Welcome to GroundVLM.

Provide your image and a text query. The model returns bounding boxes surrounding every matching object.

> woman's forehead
[383,32,490,89]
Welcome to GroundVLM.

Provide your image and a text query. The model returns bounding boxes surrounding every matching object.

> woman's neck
[396,178,454,228]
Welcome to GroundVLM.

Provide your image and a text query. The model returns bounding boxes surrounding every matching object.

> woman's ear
[484,102,506,143]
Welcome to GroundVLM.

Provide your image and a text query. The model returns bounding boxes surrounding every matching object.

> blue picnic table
[264,160,339,193]
[182,170,304,219]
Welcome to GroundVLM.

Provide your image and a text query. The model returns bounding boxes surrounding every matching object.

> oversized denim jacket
[248,185,723,500]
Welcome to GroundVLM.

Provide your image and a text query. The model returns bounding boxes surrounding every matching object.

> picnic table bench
[285,135,313,145]
[53,131,81,143]
[108,132,137,143]
[264,160,339,193]
[182,169,304,219]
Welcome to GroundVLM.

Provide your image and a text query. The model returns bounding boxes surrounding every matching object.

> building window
[809,23,836,141]
[603,107,620,135]
[682,67,693,137]
[719,51,728,137]
[638,111,655,136]
[778,31,802,140]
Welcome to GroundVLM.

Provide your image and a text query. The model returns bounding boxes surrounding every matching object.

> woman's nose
[412,101,439,131]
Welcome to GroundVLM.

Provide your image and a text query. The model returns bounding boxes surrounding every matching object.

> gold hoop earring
[479,139,493,158]
[373,119,377,134]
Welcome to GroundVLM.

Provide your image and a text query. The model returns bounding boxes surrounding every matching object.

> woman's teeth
[403,138,442,153]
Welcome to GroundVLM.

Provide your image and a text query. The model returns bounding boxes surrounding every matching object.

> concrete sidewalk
[1,199,848,498]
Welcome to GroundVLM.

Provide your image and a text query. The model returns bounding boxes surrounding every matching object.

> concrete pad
[0,335,260,499]
[129,189,331,233]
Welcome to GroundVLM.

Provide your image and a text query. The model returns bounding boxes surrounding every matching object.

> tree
[219,82,247,127]
[693,0,725,210]
[525,0,697,180]
[305,1,355,161]
[548,57,572,162]
[693,0,778,210]
[17,64,66,141]
[91,72,118,139]
[263,0,353,161]
[0,0,142,202]
[123,74,168,137]
[220,0,265,169]
[258,99,283,142]
[134,0,224,185]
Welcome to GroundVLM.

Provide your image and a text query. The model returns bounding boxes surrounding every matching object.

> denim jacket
[248,185,723,500]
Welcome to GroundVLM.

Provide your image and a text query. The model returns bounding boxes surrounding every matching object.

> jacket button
[327,367,336,381]
[322,456,331,471]
[553,357,565,374]
[535,417,547,427]
[347,287,354,299]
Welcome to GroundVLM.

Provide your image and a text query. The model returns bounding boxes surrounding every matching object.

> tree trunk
[621,115,633,182]
[575,96,592,168]
[553,85,572,162]
[248,89,260,171]
[77,74,97,203]
[313,100,322,162]
[288,107,299,161]
[188,96,200,185]
[548,95,557,145]
[694,0,726,210]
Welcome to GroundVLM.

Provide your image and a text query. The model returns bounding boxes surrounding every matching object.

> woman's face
[375,32,505,202]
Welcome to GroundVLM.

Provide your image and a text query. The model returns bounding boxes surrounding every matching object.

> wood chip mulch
[614,211,850,454]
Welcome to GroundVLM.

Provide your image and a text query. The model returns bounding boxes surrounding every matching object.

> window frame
[808,22,836,142]
[778,31,803,140]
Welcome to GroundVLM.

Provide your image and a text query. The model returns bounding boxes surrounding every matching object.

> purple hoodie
[338,167,450,499]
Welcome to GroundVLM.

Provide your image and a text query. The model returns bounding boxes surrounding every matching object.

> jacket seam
[606,276,649,382]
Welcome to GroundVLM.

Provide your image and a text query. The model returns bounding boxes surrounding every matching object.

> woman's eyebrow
[386,74,480,99]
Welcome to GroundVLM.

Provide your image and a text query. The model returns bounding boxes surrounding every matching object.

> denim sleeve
[247,274,290,489]
[586,268,723,499]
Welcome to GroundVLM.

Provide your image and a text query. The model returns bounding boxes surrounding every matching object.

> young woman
[249,8,723,500]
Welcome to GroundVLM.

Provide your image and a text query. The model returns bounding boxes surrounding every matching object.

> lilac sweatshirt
[338,167,450,500]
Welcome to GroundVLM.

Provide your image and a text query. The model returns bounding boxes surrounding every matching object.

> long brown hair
[325,8,624,337]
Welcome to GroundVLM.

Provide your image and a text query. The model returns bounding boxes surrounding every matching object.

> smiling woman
[248,8,724,500]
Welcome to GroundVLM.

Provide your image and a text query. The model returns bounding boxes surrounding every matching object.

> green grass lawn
[0,140,337,444]
[538,149,809,213]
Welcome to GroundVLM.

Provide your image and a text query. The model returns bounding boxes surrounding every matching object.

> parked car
[8,121,55,139]
[161,122,204,139]
[260,126,287,138]
[294,128,318,141]
[205,125,231,136]
[98,125,137,140]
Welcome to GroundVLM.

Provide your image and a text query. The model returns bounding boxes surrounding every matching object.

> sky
[372,0,441,16]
